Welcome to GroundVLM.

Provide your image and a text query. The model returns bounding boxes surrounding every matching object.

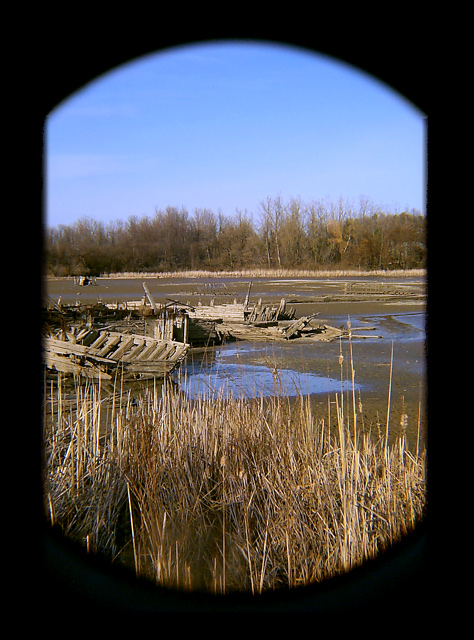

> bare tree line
[45,196,426,276]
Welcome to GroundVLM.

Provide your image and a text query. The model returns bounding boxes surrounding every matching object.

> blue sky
[45,40,425,228]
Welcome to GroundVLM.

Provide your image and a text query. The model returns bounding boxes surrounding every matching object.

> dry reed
[43,347,426,595]
[93,268,425,280]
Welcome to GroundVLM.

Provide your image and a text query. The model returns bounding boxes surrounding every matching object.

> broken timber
[247,297,295,323]
[280,314,318,340]
[142,282,158,312]
[43,328,188,380]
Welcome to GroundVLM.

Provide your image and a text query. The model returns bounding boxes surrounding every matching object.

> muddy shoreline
[45,273,425,305]
[44,275,426,449]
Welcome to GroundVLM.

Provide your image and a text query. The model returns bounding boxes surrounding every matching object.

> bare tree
[260,195,286,268]
[280,197,306,267]
[44,196,426,274]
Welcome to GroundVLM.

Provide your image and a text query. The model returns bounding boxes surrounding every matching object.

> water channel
[177,311,425,400]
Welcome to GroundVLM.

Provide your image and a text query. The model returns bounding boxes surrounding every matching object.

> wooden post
[183,313,188,344]
[244,281,252,309]
[142,282,158,312]
[277,298,286,317]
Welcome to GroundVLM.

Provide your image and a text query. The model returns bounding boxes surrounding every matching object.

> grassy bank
[43,367,426,595]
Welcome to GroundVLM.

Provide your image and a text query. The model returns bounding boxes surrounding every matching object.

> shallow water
[324,311,425,344]
[177,310,425,403]
[180,355,359,400]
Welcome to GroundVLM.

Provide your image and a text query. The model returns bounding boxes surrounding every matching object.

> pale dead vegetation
[93,268,426,280]
[43,349,426,595]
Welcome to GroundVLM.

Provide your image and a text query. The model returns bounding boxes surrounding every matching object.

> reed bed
[93,268,426,280]
[43,361,426,595]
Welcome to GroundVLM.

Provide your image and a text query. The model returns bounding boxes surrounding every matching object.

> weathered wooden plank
[45,338,111,361]
[281,315,318,339]
[106,336,135,361]
[89,332,110,350]
[96,334,122,357]
[43,352,112,379]
[163,344,178,360]
[75,327,94,342]
[80,367,113,380]
[188,303,246,322]
[121,339,146,362]
[132,340,163,361]
[46,338,91,357]
[126,345,187,374]
[43,352,83,374]
[125,361,176,374]
[142,282,158,312]
[79,329,101,346]
[141,342,169,361]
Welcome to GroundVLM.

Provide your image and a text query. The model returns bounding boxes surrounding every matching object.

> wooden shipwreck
[140,282,296,346]
[185,296,295,325]
[43,281,383,380]
[43,327,188,380]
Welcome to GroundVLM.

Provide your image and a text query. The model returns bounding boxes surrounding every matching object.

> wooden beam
[142,282,158,312]
[281,314,318,340]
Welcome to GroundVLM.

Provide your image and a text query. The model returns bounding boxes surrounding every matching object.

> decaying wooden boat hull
[43,328,188,380]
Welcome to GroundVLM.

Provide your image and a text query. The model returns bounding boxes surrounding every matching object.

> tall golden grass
[43,352,426,595]
[94,268,426,280]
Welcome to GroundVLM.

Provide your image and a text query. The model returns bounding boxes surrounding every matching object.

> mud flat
[44,274,426,449]
[181,310,426,450]
[45,273,425,306]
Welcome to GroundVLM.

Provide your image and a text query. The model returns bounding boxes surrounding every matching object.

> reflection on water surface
[180,358,359,400]
[177,311,424,401]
